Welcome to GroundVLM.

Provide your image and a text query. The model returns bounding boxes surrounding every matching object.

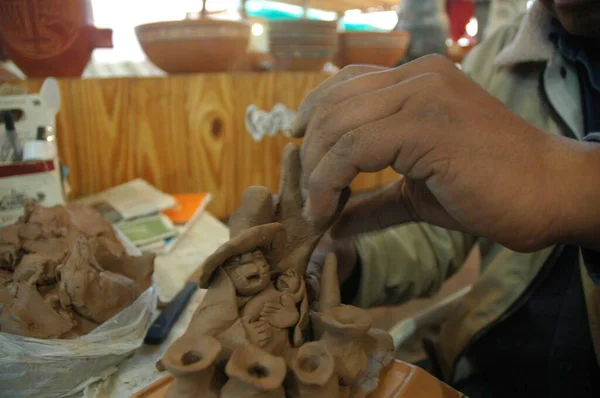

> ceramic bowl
[336,31,410,68]
[271,44,334,71]
[135,19,251,74]
[269,19,337,33]
[268,20,338,71]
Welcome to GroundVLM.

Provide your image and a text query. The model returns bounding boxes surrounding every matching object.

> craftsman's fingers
[291,55,465,139]
[304,72,450,225]
[290,65,386,138]
[301,78,418,187]
[278,143,304,215]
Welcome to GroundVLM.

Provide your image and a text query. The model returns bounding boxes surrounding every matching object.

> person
[292,0,600,396]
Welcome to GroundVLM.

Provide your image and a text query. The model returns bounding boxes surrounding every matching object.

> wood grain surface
[19,73,399,220]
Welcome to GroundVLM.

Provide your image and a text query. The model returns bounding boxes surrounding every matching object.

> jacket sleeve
[353,224,477,308]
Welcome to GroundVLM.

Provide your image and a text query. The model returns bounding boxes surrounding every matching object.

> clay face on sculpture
[223,250,271,296]
[161,143,395,397]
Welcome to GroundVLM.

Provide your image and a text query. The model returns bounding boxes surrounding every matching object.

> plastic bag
[0,230,157,397]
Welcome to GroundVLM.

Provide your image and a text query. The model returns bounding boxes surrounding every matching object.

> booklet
[77,179,176,222]
[138,193,212,254]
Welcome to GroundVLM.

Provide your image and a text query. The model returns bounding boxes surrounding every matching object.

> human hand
[291,55,589,252]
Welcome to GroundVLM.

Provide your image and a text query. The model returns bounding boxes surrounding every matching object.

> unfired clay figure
[161,143,395,397]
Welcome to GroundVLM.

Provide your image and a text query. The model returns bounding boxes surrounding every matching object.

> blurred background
[1,0,532,79]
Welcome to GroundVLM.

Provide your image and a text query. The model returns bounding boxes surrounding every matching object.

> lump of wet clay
[66,204,120,241]
[0,224,21,270]
[0,282,75,338]
[13,252,65,285]
[0,202,154,340]
[58,237,141,324]
[18,202,124,256]
[93,237,154,291]
[0,269,12,284]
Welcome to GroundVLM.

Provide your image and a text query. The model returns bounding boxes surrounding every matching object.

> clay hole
[246,273,261,282]
[248,363,269,378]
[298,357,319,373]
[181,351,203,365]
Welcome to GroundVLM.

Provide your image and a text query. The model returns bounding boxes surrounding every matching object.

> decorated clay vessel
[221,344,286,398]
[135,19,251,74]
[0,0,113,77]
[318,305,372,386]
[289,341,339,397]
[161,335,223,398]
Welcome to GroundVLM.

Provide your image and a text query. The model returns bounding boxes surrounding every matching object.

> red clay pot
[0,0,112,78]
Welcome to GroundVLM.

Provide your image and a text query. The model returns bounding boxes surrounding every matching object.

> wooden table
[18,73,399,221]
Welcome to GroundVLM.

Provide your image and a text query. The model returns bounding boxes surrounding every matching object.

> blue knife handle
[144,281,197,345]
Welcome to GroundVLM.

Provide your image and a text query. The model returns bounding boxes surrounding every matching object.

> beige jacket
[354,1,600,383]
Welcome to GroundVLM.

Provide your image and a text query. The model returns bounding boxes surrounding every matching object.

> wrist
[550,138,600,250]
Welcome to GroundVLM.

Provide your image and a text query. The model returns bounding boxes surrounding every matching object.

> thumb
[331,178,464,239]
[330,179,415,239]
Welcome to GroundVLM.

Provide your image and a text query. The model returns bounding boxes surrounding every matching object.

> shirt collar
[493,1,555,67]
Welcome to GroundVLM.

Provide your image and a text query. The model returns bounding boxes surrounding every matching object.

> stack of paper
[77,179,211,254]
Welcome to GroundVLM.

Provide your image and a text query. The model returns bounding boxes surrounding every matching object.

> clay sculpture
[162,143,395,397]
[0,202,155,338]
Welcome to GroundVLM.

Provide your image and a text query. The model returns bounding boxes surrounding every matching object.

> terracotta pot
[337,31,410,68]
[162,335,223,398]
[133,359,464,398]
[319,305,372,386]
[0,0,112,77]
[221,344,286,398]
[135,19,250,74]
[269,20,337,33]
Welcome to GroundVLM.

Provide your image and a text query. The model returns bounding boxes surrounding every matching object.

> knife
[144,268,202,345]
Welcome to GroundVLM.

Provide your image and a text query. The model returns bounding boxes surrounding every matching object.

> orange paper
[163,193,211,225]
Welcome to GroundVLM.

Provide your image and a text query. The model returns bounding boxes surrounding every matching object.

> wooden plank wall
[20,73,398,219]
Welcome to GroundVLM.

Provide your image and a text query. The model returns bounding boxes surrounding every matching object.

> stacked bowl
[269,20,338,71]
[135,18,251,74]
[336,31,411,68]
